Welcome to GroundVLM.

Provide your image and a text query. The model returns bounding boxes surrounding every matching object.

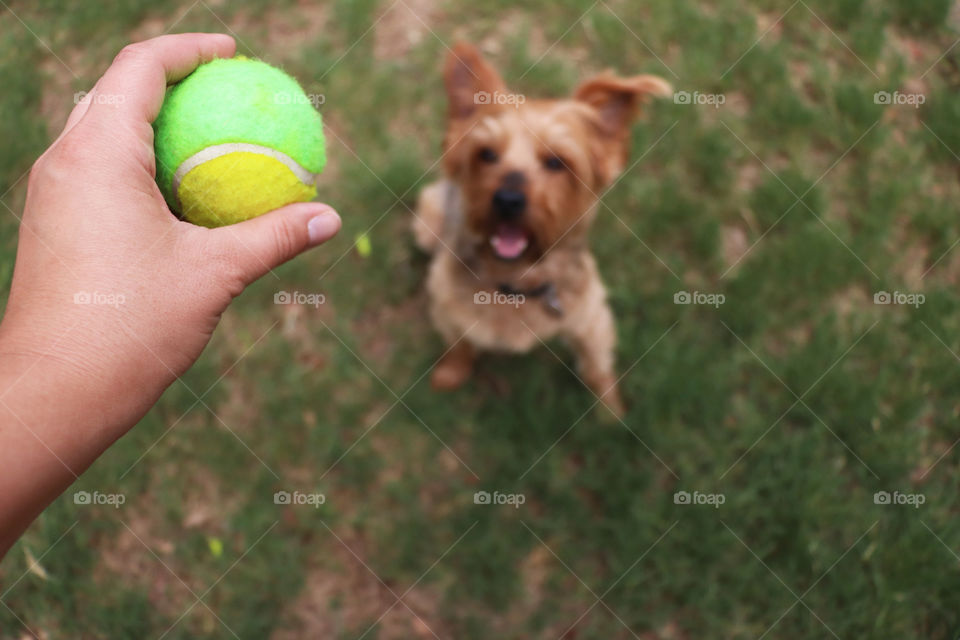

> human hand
[0,33,340,425]
[0,33,339,554]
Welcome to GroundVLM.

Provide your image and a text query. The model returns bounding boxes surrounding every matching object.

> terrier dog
[413,43,670,417]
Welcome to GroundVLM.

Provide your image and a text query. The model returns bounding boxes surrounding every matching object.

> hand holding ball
[153,57,326,227]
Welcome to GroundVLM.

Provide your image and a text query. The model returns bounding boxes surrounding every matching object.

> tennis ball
[153,57,326,228]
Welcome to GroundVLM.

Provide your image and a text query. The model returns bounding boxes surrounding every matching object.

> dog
[412,42,671,418]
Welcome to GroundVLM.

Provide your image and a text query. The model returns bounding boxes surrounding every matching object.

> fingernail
[307,210,341,246]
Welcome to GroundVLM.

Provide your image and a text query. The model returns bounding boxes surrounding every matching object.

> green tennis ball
[153,57,326,228]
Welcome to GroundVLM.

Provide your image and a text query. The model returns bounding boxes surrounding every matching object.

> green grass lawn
[3,0,960,637]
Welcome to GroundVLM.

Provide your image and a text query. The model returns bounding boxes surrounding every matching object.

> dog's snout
[493,171,527,219]
[492,189,526,219]
[492,173,527,220]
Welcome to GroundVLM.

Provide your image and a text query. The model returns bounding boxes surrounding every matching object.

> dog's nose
[492,188,526,220]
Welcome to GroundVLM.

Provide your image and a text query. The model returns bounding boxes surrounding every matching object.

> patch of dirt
[887,28,954,81]
[645,621,690,639]
[929,245,960,288]
[130,2,329,63]
[207,314,280,434]
[365,426,472,512]
[271,524,629,638]
[911,438,955,486]
[755,9,787,43]
[269,528,447,639]
[493,545,554,630]
[886,220,930,290]
[892,241,930,289]
[180,465,243,530]
[350,293,427,365]
[277,299,335,373]
[374,0,441,61]
[262,2,331,63]
[721,225,750,270]
[128,14,174,42]
[721,90,751,118]
[94,504,188,620]
[761,286,868,359]
[763,322,813,360]
[951,0,960,30]
[830,285,870,320]
[736,163,764,196]
[91,461,242,625]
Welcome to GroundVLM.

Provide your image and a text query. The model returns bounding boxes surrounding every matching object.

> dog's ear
[574,73,672,133]
[445,42,507,120]
[574,73,672,183]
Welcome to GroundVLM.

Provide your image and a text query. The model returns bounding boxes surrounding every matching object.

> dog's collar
[497,282,564,317]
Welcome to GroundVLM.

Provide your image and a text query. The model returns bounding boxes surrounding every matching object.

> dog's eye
[477,147,499,164]
[543,155,566,172]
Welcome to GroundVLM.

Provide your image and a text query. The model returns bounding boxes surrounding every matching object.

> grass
[3,0,960,637]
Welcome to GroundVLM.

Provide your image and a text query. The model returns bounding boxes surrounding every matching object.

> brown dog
[413,42,670,417]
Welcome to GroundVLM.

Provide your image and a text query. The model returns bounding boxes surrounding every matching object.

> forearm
[0,343,149,557]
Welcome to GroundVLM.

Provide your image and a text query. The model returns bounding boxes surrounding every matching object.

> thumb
[211,202,341,284]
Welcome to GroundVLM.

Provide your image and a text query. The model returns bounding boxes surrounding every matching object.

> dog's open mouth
[490,223,531,260]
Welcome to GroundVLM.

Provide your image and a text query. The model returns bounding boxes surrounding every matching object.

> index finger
[84,33,236,131]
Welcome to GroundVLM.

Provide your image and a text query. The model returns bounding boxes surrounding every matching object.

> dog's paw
[586,378,625,421]
[430,363,470,390]
[583,374,626,420]
[597,390,626,421]
[430,345,475,391]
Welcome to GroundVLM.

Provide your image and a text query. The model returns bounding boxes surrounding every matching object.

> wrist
[0,317,155,438]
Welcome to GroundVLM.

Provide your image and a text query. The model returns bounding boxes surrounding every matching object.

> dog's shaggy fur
[413,43,670,417]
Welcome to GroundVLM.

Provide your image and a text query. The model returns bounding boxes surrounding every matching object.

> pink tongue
[491,225,529,259]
